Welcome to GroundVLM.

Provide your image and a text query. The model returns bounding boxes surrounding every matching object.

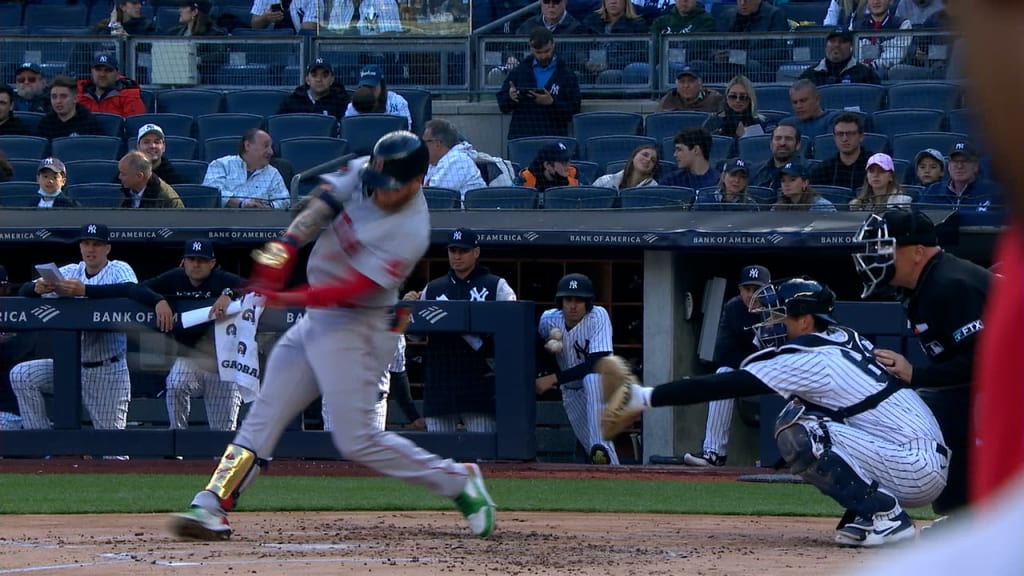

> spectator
[651,0,715,45]
[890,2,952,81]
[28,158,80,209]
[592,144,658,190]
[920,141,1000,211]
[810,112,872,190]
[661,127,719,189]
[76,54,145,119]
[910,148,945,187]
[422,119,486,203]
[203,129,290,209]
[656,67,723,113]
[799,29,882,86]
[134,124,184,186]
[706,74,772,151]
[692,158,760,211]
[94,0,157,35]
[751,121,803,191]
[498,27,581,140]
[773,161,836,211]
[580,0,649,79]
[711,0,789,83]
[11,223,138,433]
[852,0,912,78]
[515,0,582,34]
[117,151,185,209]
[823,0,864,27]
[12,62,49,113]
[0,85,34,136]
[279,58,350,120]
[516,141,582,192]
[343,65,411,129]
[782,79,838,140]
[0,265,29,431]
[36,75,104,141]
[166,0,226,35]
[404,228,517,434]
[895,0,943,26]
[850,153,913,211]
[0,153,11,183]
[251,0,317,33]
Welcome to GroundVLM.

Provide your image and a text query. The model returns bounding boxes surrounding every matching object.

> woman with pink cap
[850,152,913,211]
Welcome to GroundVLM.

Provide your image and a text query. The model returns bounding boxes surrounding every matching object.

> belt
[82,356,121,369]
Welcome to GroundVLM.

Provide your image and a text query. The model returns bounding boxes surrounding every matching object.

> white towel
[215,293,266,403]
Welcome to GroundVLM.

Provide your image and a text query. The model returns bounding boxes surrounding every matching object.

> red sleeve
[124,93,145,117]
[267,271,380,308]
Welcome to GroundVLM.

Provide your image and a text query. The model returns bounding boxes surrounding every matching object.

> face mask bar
[749,283,789,349]
[852,213,897,299]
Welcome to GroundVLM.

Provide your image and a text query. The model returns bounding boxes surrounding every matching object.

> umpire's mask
[749,283,788,349]
[852,213,897,299]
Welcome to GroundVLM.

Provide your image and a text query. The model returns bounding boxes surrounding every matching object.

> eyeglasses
[726,93,749,102]
[833,130,861,138]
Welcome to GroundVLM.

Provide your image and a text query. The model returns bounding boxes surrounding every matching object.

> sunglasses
[726,93,749,101]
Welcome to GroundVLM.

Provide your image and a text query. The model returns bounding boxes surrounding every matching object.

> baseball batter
[536,273,617,465]
[169,131,495,541]
[10,223,137,432]
[602,278,948,547]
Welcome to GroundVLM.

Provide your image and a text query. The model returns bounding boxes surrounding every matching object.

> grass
[0,474,938,519]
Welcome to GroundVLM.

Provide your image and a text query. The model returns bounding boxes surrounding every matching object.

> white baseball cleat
[169,505,233,541]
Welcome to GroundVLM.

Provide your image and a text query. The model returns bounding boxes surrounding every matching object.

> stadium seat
[92,112,125,139]
[622,62,650,85]
[759,110,788,123]
[340,114,407,155]
[23,4,88,28]
[643,111,710,142]
[0,5,22,26]
[542,186,617,209]
[886,81,960,112]
[585,135,657,174]
[224,89,290,117]
[0,182,40,206]
[15,112,44,135]
[173,184,221,208]
[506,136,579,167]
[783,2,830,25]
[64,183,122,208]
[202,136,239,162]
[902,185,925,202]
[196,113,264,151]
[215,63,276,86]
[572,112,643,144]
[31,25,92,35]
[755,85,794,113]
[8,159,40,183]
[814,184,856,206]
[155,89,224,116]
[812,132,888,160]
[125,113,195,140]
[171,160,211,184]
[946,109,973,136]
[266,114,338,148]
[891,132,968,164]
[64,160,119,186]
[746,185,776,205]
[817,83,886,114]
[155,7,180,34]
[604,160,627,176]
[422,187,461,210]
[279,137,349,174]
[893,159,909,185]
[871,109,945,140]
[163,136,198,161]
[394,88,432,137]
[463,186,538,209]
[619,185,694,209]
[570,160,599,185]
[140,89,156,113]
[656,160,678,180]
[738,134,812,166]
[51,135,122,162]
[0,136,48,159]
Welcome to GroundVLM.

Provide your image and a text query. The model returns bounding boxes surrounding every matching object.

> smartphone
[270,3,283,12]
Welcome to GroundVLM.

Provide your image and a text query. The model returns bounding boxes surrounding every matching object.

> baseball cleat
[682,451,727,467]
[834,511,915,547]
[589,446,610,465]
[454,463,496,538]
[169,505,232,541]
[598,356,642,441]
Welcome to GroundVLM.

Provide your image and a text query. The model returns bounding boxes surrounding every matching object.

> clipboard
[34,263,64,284]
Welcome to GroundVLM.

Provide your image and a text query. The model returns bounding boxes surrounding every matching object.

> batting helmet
[360,130,429,191]
[555,273,594,311]
[750,278,837,348]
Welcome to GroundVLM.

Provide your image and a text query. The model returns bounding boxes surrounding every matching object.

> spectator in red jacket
[76,54,145,118]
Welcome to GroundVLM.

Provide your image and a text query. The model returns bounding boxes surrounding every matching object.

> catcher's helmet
[555,273,594,311]
[361,130,429,191]
[749,278,838,348]
[852,210,938,298]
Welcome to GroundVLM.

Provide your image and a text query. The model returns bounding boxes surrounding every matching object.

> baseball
[545,339,563,353]
[548,328,562,341]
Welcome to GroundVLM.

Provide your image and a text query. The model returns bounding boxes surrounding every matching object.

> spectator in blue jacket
[661,127,720,190]
[497,27,582,140]
[920,141,1000,211]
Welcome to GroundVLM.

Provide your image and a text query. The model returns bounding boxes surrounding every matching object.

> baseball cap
[182,238,215,259]
[93,53,119,70]
[358,65,382,87]
[537,141,572,164]
[136,123,164,145]
[76,223,110,243]
[779,161,809,179]
[948,141,978,160]
[676,66,700,80]
[882,209,937,247]
[177,0,211,11]
[38,157,66,176]
[118,0,142,4]
[306,57,333,76]
[914,148,946,168]
[723,158,749,175]
[739,265,771,288]
[827,27,854,42]
[866,153,894,172]
[16,62,41,75]
[447,228,478,249]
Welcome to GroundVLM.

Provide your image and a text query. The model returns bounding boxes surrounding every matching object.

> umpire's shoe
[454,463,496,537]
[682,451,727,467]
[169,506,232,541]
[835,510,915,547]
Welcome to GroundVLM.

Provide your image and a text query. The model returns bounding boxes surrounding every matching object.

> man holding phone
[496,27,581,140]
[251,0,317,32]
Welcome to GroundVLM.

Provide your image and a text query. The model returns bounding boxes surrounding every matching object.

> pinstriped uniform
[166,357,241,430]
[322,335,401,432]
[539,305,618,464]
[741,326,948,506]
[10,260,138,430]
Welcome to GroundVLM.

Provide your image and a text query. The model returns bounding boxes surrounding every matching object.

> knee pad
[203,443,269,511]
[776,423,817,474]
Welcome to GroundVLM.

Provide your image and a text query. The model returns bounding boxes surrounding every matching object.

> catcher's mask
[852,213,897,299]
[750,278,838,349]
[360,130,429,192]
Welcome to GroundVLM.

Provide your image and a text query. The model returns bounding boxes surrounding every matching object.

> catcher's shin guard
[204,443,267,511]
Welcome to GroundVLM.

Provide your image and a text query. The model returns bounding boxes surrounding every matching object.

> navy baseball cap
[358,65,382,87]
[948,141,979,160]
[38,157,66,176]
[882,210,937,247]
[77,223,110,243]
[676,66,700,80]
[739,265,771,287]
[723,158,749,175]
[306,57,333,76]
[93,53,119,70]
[16,62,41,75]
[183,238,215,259]
[537,141,572,163]
[780,161,809,179]
[827,28,854,42]
[448,228,478,249]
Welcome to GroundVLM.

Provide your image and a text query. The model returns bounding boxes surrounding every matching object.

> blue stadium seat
[92,113,125,139]
[155,7,180,33]
[8,159,40,182]
[0,27,26,35]
[279,137,349,175]
[31,26,92,35]
[215,64,275,86]
[619,185,694,209]
[643,111,710,142]
[783,2,830,25]
[202,136,240,162]
[817,83,886,114]
[266,113,338,147]
[340,114,407,155]
[173,184,221,208]
[572,112,643,144]
[812,132,888,160]
[585,135,657,174]
[738,134,812,166]
[759,110,788,124]
[23,4,88,28]
[394,88,432,137]
[140,90,156,113]
[51,135,122,162]
[0,4,22,26]
[755,85,794,113]
[0,136,48,159]
[171,160,211,185]
[542,186,617,209]
[231,27,294,36]
[195,113,264,153]
[871,109,945,140]
[946,109,974,136]
[64,160,119,186]
[125,114,195,140]
[155,89,224,117]
[886,81,960,112]
[0,182,40,206]
[891,132,968,164]
[463,186,538,209]
[163,136,198,161]
[224,89,290,117]
[901,185,924,202]
[570,160,599,185]
[64,183,122,208]
[506,136,579,168]
[746,185,776,205]
[710,134,735,166]
[814,184,856,206]
[422,187,461,210]
[622,62,650,84]
[894,159,910,185]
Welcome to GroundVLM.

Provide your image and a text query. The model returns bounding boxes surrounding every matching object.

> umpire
[853,209,991,516]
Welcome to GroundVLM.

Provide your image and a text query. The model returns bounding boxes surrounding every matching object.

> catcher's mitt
[598,356,641,440]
